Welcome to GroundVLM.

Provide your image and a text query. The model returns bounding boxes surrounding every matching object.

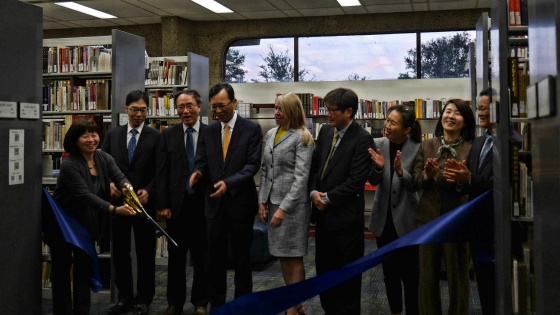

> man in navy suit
[309,88,374,314]
[190,83,263,310]
[157,90,209,315]
[444,87,495,315]
[102,90,162,315]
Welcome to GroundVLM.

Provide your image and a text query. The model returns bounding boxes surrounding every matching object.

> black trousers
[166,193,209,308]
[376,214,419,315]
[206,208,254,307]
[111,215,156,304]
[470,241,495,315]
[50,239,92,315]
[315,223,364,315]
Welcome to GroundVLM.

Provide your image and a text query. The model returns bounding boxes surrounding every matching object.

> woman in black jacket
[50,119,134,315]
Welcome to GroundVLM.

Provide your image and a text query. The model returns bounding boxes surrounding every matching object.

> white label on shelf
[201,116,209,125]
[20,102,41,119]
[0,101,17,118]
[119,113,128,126]
[9,129,25,185]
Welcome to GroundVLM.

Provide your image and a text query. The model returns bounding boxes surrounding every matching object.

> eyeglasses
[177,104,198,111]
[476,106,490,112]
[210,101,233,112]
[326,107,342,114]
[128,107,147,114]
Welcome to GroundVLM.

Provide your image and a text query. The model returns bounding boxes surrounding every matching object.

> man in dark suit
[190,83,263,310]
[309,88,374,314]
[444,87,495,315]
[102,90,162,315]
[156,90,209,315]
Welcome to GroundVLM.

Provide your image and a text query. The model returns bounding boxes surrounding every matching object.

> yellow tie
[223,124,231,161]
[321,130,339,180]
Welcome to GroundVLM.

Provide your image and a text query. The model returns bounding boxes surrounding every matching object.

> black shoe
[107,299,134,315]
[163,305,182,315]
[133,303,149,315]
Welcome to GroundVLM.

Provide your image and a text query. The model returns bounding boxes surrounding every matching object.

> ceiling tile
[283,0,341,10]
[217,0,279,11]
[239,10,289,19]
[123,16,162,24]
[364,3,413,13]
[476,0,492,9]
[43,21,74,30]
[122,0,173,15]
[341,6,368,14]
[81,0,158,18]
[412,2,429,11]
[429,1,476,10]
[297,7,345,17]
[34,3,98,20]
[67,19,122,28]
[107,18,139,26]
[175,13,227,21]
[361,0,411,4]
[282,9,303,17]
[265,0,294,10]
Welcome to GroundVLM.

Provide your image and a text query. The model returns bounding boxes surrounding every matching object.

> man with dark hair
[156,89,209,315]
[309,88,374,314]
[102,90,162,315]
[190,83,263,310]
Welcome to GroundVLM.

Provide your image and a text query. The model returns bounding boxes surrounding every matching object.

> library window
[224,30,475,83]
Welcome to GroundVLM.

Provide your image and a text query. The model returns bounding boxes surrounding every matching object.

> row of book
[511,46,528,59]
[42,79,111,112]
[511,144,533,219]
[145,58,188,86]
[293,93,447,120]
[508,0,529,27]
[148,91,177,116]
[237,101,253,118]
[305,120,437,140]
[512,242,535,314]
[43,45,111,74]
[508,57,530,118]
[147,119,181,132]
[42,115,106,150]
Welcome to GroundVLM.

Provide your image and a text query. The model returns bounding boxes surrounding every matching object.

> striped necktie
[128,129,138,164]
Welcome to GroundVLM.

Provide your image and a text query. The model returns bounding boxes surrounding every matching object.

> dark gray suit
[156,122,209,309]
[193,114,262,307]
[309,120,373,314]
[101,124,162,304]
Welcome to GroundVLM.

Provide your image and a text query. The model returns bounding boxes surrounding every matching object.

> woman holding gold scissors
[50,118,135,315]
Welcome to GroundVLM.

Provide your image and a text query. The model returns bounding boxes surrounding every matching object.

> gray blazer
[259,127,313,214]
[368,137,420,237]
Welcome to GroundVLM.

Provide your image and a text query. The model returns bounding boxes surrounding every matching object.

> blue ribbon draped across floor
[213,190,492,315]
[42,188,103,293]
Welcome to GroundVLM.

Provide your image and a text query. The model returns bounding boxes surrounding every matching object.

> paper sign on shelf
[0,101,17,118]
[9,129,25,185]
[20,102,41,119]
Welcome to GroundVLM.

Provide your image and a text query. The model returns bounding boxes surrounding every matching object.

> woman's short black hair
[63,118,100,156]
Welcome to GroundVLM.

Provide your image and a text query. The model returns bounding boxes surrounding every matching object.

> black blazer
[156,122,207,217]
[462,134,494,241]
[101,124,162,216]
[193,116,263,220]
[309,121,374,231]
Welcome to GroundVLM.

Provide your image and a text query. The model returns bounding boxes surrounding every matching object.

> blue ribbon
[213,190,492,315]
[42,188,103,293]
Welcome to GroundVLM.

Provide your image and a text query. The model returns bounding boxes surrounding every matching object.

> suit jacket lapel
[323,122,357,178]
[118,126,129,166]
[224,117,244,165]
[273,128,294,148]
[214,123,225,168]
[174,124,188,169]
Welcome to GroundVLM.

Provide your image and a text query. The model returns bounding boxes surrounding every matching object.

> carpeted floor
[42,237,483,314]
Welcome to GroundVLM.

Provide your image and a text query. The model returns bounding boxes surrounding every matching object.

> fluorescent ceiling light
[192,0,233,13]
[55,2,117,19]
[337,0,361,7]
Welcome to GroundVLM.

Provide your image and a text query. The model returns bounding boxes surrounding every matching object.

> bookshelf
[41,30,146,303]
[0,1,43,313]
[144,53,209,130]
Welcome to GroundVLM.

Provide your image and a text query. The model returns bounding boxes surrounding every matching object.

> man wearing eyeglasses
[102,90,162,315]
[156,90,209,315]
[443,87,496,315]
[190,83,262,310]
[309,88,374,314]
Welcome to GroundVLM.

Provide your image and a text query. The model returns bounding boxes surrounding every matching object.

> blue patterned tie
[128,129,138,164]
[478,135,493,170]
[185,127,195,193]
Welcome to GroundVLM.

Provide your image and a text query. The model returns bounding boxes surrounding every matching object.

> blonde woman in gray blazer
[368,105,422,315]
[259,92,314,315]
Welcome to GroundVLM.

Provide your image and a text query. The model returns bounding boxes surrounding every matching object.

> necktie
[223,124,231,161]
[321,130,339,180]
[185,127,195,193]
[478,135,493,170]
[128,129,138,164]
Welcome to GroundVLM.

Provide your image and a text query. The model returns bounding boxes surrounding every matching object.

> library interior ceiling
[20,0,491,30]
